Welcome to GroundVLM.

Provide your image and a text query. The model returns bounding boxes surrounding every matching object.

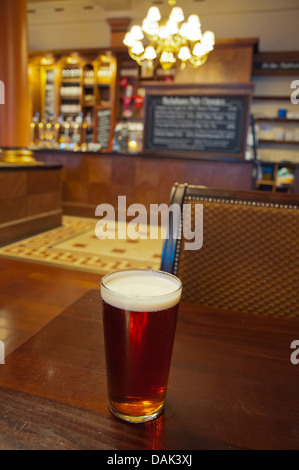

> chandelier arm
[189,54,208,68]
[128,49,144,66]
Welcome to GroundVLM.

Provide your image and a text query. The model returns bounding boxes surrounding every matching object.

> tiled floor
[0,216,163,274]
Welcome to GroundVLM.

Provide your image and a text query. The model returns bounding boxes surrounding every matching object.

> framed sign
[95,107,112,151]
[143,83,254,159]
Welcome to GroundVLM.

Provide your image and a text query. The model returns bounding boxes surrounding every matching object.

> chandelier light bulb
[178,46,191,62]
[160,51,176,69]
[123,32,137,47]
[158,25,171,39]
[144,46,157,60]
[131,41,144,55]
[130,25,144,41]
[166,19,179,35]
[147,6,161,22]
[186,25,202,42]
[201,31,215,51]
[187,14,200,24]
[179,22,189,38]
[142,19,159,36]
[170,7,184,23]
[193,42,206,57]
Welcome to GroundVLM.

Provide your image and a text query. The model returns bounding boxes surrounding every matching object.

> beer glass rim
[101,268,182,300]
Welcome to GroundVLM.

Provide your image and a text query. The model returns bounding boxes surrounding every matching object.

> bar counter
[34,149,257,217]
[0,162,62,245]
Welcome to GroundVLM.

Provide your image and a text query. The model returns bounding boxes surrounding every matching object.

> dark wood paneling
[26,192,61,216]
[0,172,27,199]
[35,151,256,218]
[87,156,112,184]
[0,210,62,246]
[27,169,61,194]
[0,197,28,224]
[175,44,255,84]
[62,179,89,204]
[0,167,62,245]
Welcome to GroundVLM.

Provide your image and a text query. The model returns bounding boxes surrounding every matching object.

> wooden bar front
[34,150,255,218]
[0,164,63,245]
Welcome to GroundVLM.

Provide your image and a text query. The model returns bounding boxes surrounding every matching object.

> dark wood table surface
[0,289,298,450]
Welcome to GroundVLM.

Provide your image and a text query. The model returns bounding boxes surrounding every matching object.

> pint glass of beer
[101,269,182,423]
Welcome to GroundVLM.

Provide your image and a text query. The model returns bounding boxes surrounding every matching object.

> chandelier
[123,0,215,71]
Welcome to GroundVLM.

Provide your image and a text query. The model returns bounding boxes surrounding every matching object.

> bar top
[32,148,299,167]
[32,148,257,164]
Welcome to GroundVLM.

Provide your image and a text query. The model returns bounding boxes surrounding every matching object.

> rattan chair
[161,183,299,318]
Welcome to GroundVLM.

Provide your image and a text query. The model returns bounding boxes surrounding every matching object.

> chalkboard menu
[143,84,253,158]
[96,108,112,150]
[44,69,55,121]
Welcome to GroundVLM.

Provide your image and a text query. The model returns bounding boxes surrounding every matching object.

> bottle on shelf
[127,122,143,153]
[61,86,81,98]
[30,113,40,147]
[98,66,112,81]
[83,69,95,85]
[112,120,144,154]
[62,67,81,80]
[112,121,128,153]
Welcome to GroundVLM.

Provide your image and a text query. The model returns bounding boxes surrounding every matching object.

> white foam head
[101,269,182,312]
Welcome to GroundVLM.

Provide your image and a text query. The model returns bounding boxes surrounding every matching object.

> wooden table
[0,290,298,450]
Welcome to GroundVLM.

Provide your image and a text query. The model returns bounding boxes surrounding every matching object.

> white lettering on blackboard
[149,95,245,154]
[162,96,189,106]
[97,108,111,148]
[162,96,226,107]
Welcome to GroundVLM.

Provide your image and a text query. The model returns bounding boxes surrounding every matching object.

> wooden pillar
[0,0,35,163]
[106,18,131,49]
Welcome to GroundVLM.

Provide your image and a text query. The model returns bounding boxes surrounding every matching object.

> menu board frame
[143,83,254,159]
[95,106,113,152]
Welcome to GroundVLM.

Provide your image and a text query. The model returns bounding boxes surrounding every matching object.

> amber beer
[101,269,182,423]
